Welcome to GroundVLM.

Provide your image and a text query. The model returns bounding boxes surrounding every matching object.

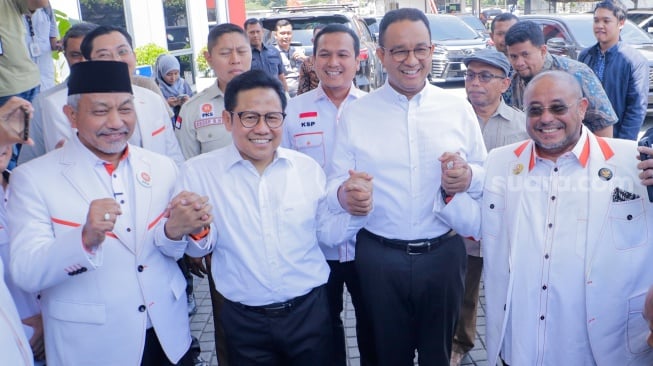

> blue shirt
[251,44,285,79]
[579,42,649,140]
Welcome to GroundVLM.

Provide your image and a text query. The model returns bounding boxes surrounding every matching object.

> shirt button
[137,265,144,272]
[489,203,495,209]
[113,174,117,178]
[126,228,132,232]
[553,167,558,172]
[542,285,547,290]
[120,200,125,204]
[627,214,633,220]
[545,254,550,259]
[551,196,556,201]
[540,315,545,320]
[138,305,146,312]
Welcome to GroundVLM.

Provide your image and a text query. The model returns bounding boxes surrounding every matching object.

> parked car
[260,4,385,91]
[364,16,383,41]
[456,13,492,42]
[425,14,488,84]
[522,14,653,113]
[627,9,653,35]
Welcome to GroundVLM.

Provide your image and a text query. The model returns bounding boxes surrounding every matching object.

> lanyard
[25,14,35,38]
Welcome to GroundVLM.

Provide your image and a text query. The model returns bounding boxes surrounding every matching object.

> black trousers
[220,285,332,366]
[141,328,194,366]
[355,229,467,366]
[325,260,377,366]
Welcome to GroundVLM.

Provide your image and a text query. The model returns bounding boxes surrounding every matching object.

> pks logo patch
[201,103,214,118]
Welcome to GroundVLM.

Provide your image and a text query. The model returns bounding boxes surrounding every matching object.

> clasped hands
[164,191,212,241]
[439,152,472,196]
[337,170,373,216]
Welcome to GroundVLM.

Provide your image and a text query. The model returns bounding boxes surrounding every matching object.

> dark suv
[260,4,384,91]
[425,14,489,83]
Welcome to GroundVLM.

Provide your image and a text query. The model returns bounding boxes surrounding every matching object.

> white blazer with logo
[8,139,190,366]
[479,132,653,365]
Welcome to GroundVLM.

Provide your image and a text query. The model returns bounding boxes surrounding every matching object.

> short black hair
[207,23,247,53]
[313,24,360,57]
[490,13,519,33]
[594,0,627,21]
[378,8,430,47]
[63,22,98,51]
[80,25,133,60]
[275,19,292,31]
[243,18,261,30]
[505,20,544,48]
[224,69,287,113]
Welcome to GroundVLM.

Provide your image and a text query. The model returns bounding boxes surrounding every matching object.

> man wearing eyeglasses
[462,70,653,365]
[162,69,372,365]
[327,8,487,366]
[450,48,528,366]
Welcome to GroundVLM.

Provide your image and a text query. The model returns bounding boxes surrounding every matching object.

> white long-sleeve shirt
[178,144,366,306]
[282,83,366,261]
[327,82,487,240]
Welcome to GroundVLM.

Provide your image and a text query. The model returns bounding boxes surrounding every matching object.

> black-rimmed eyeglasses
[381,46,433,62]
[230,111,286,129]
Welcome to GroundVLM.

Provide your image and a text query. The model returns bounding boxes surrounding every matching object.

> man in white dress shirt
[164,69,372,365]
[327,8,487,366]
[282,24,375,366]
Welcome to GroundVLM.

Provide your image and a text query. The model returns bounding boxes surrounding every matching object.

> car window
[628,13,653,24]
[563,17,652,47]
[355,18,372,43]
[427,15,481,41]
[542,23,570,43]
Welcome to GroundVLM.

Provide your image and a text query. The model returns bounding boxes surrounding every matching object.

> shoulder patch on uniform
[200,103,214,118]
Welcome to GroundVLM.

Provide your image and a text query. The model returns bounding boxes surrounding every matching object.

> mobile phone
[638,128,653,202]
[22,106,29,141]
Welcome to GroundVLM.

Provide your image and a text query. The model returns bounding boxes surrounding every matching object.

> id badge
[29,42,41,57]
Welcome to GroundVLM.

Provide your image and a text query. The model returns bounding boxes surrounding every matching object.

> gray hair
[67,94,82,110]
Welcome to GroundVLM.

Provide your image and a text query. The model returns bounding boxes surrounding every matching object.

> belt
[236,286,320,316]
[362,228,457,255]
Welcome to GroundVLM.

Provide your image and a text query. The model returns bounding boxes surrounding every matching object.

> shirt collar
[493,99,517,120]
[224,143,292,172]
[314,82,365,103]
[380,80,430,105]
[72,133,131,173]
[513,127,593,171]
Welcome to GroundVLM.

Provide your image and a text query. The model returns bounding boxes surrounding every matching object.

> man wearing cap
[451,48,528,366]
[17,25,184,166]
[8,60,212,366]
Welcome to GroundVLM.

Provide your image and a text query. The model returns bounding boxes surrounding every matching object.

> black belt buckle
[261,302,292,316]
[406,241,431,255]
